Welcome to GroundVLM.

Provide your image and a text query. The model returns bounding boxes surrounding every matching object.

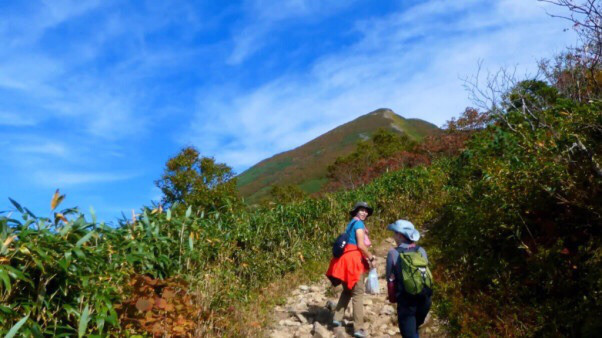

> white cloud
[227,0,356,64]
[34,171,136,187]
[0,0,188,143]
[0,111,39,126]
[0,55,63,93]
[14,142,69,158]
[0,1,220,162]
[45,87,144,140]
[0,0,102,47]
[227,24,269,65]
[188,0,577,172]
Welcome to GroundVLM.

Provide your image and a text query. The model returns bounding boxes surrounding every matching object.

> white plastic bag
[365,268,380,294]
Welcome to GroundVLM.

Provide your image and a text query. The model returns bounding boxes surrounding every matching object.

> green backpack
[398,247,433,296]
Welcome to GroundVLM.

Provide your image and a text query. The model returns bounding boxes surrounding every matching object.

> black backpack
[332,220,357,258]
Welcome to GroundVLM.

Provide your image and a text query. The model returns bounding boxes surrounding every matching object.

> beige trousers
[333,273,365,330]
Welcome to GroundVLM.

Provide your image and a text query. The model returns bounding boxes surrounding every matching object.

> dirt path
[265,238,447,337]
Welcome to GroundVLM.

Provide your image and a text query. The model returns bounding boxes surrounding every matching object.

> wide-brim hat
[349,201,373,216]
[387,219,420,242]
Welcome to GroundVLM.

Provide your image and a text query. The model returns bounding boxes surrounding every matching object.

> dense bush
[428,83,602,335]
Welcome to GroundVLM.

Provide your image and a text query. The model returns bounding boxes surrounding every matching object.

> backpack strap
[345,220,358,236]
[395,245,420,254]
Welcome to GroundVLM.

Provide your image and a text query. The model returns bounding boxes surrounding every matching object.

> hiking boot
[353,329,367,338]
[332,320,342,327]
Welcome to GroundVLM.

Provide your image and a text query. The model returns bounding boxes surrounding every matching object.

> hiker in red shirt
[326,202,375,338]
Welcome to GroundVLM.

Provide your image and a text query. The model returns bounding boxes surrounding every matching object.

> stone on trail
[300,285,309,292]
[312,322,331,338]
[270,330,289,338]
[312,295,326,305]
[333,326,347,338]
[423,312,432,325]
[295,312,309,324]
[310,285,321,292]
[379,304,395,315]
[289,301,308,313]
[279,318,300,327]
[294,325,313,338]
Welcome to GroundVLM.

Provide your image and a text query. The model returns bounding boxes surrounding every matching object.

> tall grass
[0,166,447,336]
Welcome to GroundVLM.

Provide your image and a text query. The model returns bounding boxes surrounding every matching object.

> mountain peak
[237,109,439,202]
[368,108,398,124]
[369,108,395,116]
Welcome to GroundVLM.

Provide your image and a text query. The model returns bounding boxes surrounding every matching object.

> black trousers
[396,293,432,338]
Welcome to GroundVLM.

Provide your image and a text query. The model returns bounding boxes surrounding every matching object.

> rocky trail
[266,238,447,338]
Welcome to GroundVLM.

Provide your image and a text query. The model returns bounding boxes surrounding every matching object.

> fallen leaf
[155,298,167,309]
[135,298,154,312]
[162,289,175,299]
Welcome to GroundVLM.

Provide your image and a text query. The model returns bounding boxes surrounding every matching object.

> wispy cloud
[188,0,576,172]
[44,86,144,140]
[0,111,39,126]
[0,0,102,47]
[227,0,356,64]
[0,1,199,143]
[14,142,69,158]
[34,171,136,187]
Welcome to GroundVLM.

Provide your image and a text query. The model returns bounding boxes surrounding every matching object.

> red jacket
[326,244,369,289]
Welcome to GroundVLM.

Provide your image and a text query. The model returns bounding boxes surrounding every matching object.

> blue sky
[1,0,576,223]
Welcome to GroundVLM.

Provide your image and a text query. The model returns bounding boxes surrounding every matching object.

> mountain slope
[237,108,439,202]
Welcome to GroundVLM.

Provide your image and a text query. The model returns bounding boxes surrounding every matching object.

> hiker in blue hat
[385,219,432,338]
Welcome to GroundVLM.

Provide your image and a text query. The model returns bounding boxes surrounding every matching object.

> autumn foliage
[325,108,486,191]
[117,276,202,336]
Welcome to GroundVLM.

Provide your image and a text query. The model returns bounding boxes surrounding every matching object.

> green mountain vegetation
[1,2,601,337]
[236,108,439,202]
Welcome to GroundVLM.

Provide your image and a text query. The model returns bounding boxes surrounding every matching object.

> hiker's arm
[385,249,396,279]
[355,229,374,263]
[385,250,397,303]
